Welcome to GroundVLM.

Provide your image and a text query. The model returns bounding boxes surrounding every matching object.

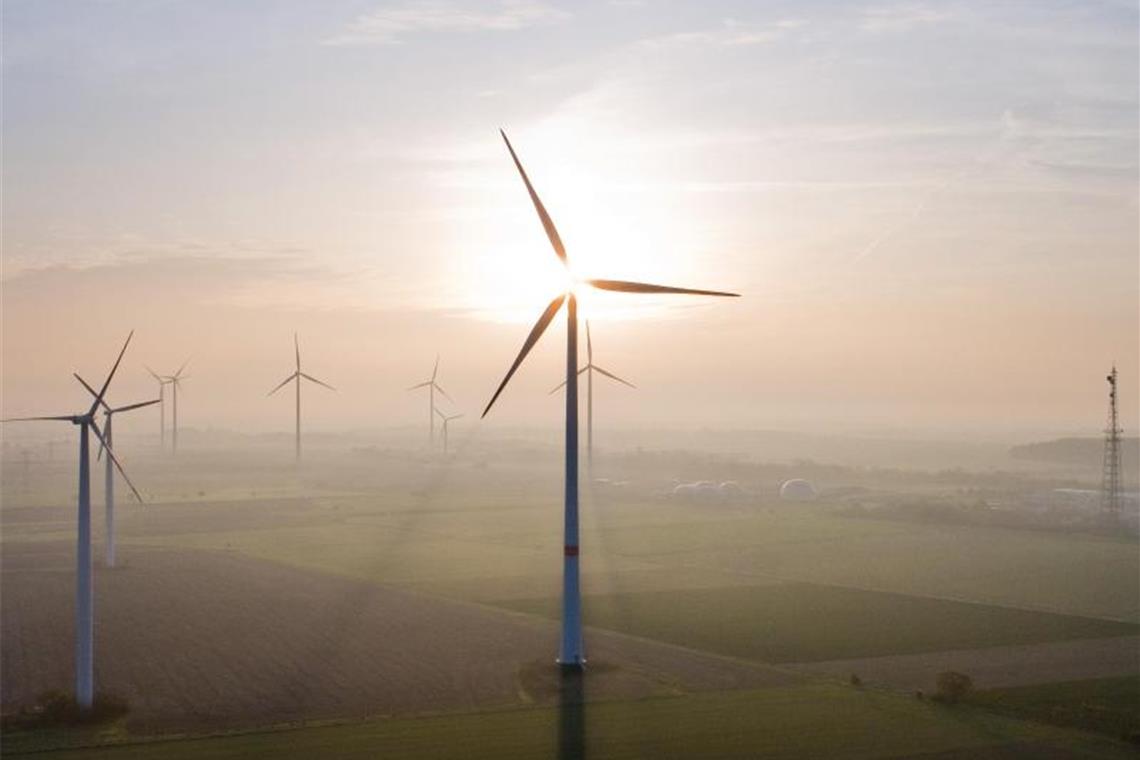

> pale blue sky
[2,1,1137,435]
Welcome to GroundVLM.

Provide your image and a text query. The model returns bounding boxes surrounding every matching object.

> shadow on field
[559,667,586,760]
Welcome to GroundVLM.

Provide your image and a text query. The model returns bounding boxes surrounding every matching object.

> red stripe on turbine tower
[564,545,579,556]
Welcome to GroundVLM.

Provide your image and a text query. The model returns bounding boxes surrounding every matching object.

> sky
[2,0,1137,441]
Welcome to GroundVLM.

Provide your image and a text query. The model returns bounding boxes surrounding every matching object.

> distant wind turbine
[267,333,336,462]
[550,320,634,469]
[144,366,173,449]
[482,130,739,668]
[154,360,190,455]
[1,332,145,710]
[408,355,452,447]
[434,407,463,454]
[74,375,159,568]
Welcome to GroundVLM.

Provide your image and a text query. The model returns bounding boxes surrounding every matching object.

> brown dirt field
[789,636,1140,693]
[1,542,797,733]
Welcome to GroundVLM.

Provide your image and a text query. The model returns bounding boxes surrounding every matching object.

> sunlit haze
[3,0,1137,438]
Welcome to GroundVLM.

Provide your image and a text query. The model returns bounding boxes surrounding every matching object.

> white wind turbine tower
[434,407,463,454]
[482,130,738,668]
[267,333,336,462]
[1,332,145,710]
[144,366,173,449]
[551,320,635,470]
[407,355,452,447]
[74,375,159,568]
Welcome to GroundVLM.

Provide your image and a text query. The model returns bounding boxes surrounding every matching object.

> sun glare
[461,123,715,326]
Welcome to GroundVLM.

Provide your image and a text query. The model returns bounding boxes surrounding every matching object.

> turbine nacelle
[1,332,145,502]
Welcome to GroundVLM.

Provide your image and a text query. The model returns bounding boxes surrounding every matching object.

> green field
[969,677,1140,741]
[496,583,1140,663]
[129,494,1140,624]
[6,685,1137,760]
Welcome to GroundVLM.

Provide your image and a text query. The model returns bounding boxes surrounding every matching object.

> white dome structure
[672,481,721,503]
[779,478,818,502]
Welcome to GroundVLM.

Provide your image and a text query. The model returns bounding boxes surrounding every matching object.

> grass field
[6,685,1138,760]
[968,677,1140,741]
[122,490,1140,623]
[495,584,1140,663]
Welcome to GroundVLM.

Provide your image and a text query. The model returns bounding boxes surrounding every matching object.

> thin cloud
[860,3,956,33]
[638,18,806,49]
[324,1,569,46]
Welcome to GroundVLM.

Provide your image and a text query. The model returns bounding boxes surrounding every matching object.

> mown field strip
[7,684,1137,760]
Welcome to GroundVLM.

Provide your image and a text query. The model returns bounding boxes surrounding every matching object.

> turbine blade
[175,357,191,378]
[592,365,636,389]
[267,373,297,396]
[432,354,439,382]
[434,406,447,421]
[432,382,453,402]
[90,421,143,503]
[1,415,74,422]
[586,320,593,363]
[585,279,740,297]
[295,333,301,371]
[74,373,112,413]
[145,365,162,382]
[407,381,431,391]
[482,293,566,418]
[448,414,464,421]
[500,130,568,266]
[300,372,335,391]
[548,364,588,394]
[74,372,112,461]
[89,331,134,417]
[110,398,162,414]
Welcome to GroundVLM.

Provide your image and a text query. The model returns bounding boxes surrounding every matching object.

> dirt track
[788,635,1139,692]
[1,542,796,732]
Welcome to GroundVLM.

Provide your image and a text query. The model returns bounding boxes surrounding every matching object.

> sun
[460,128,709,326]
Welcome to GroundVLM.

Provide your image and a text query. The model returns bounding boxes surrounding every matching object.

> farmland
[967,677,1140,740]
[7,685,1139,760]
[496,584,1139,664]
[1,542,796,734]
[2,443,1138,756]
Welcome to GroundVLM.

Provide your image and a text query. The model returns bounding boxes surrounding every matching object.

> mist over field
[3,426,1139,755]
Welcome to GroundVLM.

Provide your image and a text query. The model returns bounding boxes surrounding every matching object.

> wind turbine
[156,359,190,455]
[144,366,173,449]
[434,407,463,454]
[1,332,144,710]
[550,320,635,469]
[73,375,159,568]
[267,333,336,462]
[407,355,452,447]
[482,130,738,668]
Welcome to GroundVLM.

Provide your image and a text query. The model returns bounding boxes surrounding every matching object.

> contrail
[853,113,1023,264]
